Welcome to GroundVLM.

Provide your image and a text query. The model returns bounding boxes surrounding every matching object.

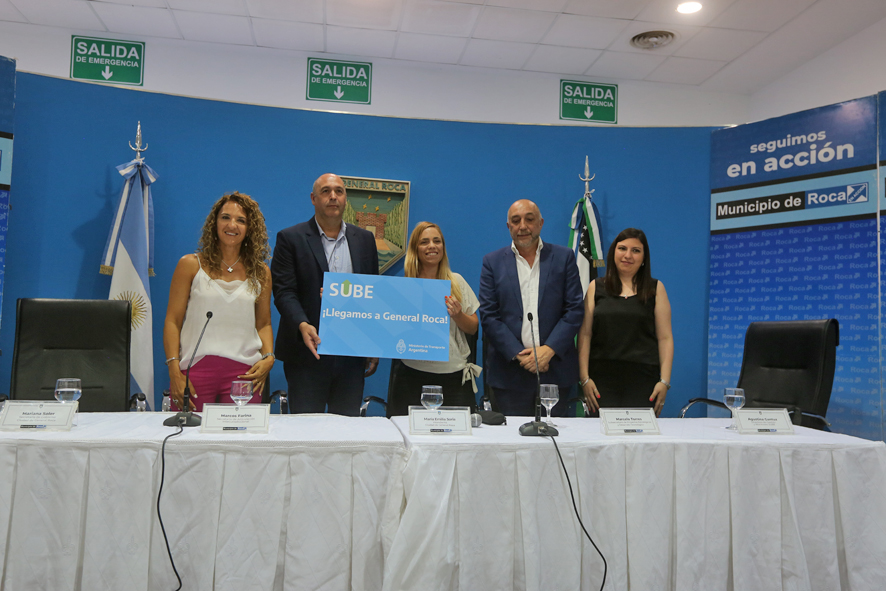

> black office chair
[10,298,132,412]
[360,330,480,417]
[680,319,839,429]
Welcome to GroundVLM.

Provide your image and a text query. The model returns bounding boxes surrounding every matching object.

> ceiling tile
[246,0,324,23]
[709,0,816,33]
[645,55,726,84]
[9,0,104,29]
[675,27,767,62]
[0,0,26,23]
[473,7,556,43]
[523,44,601,74]
[173,10,254,45]
[327,0,403,30]
[401,0,480,37]
[167,0,248,16]
[562,0,648,20]
[607,20,701,55]
[543,14,630,49]
[91,3,180,39]
[326,26,397,58]
[434,0,483,4]
[459,38,536,69]
[635,0,735,27]
[487,0,569,11]
[585,50,665,79]
[93,0,167,7]
[252,18,324,51]
[394,32,467,63]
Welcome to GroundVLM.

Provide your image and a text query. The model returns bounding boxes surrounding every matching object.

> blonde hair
[197,191,270,293]
[404,221,463,303]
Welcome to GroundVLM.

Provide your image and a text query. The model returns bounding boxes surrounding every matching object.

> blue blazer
[478,242,584,391]
[271,218,379,364]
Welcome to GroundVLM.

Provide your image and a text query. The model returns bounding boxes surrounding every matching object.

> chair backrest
[11,298,132,412]
[737,319,839,425]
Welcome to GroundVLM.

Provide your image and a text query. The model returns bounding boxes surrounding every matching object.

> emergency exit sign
[71,36,145,86]
[560,80,617,124]
[306,58,372,105]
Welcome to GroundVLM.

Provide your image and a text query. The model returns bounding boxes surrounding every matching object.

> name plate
[600,408,661,435]
[0,401,78,431]
[408,406,472,435]
[200,404,270,434]
[737,408,795,434]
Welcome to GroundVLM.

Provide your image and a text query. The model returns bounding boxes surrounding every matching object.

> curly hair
[404,221,464,303]
[197,191,270,293]
[602,227,655,302]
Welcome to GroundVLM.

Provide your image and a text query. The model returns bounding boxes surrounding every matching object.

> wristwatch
[261,352,275,361]
[659,378,671,390]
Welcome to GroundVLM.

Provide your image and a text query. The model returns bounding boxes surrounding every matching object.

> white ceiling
[1,0,885,93]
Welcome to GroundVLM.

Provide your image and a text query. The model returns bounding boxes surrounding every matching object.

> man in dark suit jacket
[272,173,379,415]
[479,199,584,416]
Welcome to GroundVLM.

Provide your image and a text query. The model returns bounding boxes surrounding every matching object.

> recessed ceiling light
[677,2,702,14]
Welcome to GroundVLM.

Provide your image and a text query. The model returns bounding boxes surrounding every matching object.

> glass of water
[540,384,559,426]
[230,380,253,407]
[420,385,443,410]
[55,378,82,425]
[724,387,746,430]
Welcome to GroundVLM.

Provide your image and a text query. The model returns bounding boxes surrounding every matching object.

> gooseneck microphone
[519,312,558,437]
[164,311,212,427]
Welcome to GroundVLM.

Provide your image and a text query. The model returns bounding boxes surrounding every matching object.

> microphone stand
[164,311,212,427]
[519,312,558,436]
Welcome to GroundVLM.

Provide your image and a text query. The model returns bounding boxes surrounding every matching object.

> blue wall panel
[1,73,714,415]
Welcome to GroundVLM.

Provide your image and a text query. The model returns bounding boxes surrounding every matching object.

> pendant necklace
[221,255,241,273]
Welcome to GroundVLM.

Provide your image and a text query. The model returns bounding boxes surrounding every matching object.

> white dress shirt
[511,238,544,350]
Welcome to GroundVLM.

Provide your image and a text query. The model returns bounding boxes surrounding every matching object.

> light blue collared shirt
[317,220,353,273]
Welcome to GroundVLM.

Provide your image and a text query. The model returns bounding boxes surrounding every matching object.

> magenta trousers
[173,355,259,412]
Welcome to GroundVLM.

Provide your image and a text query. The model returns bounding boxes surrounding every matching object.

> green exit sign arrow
[70,36,145,86]
[560,80,617,124]
[306,58,372,105]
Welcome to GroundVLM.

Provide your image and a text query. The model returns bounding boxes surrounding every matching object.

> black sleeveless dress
[588,277,660,409]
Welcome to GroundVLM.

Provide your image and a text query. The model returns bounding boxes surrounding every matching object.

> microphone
[519,312,558,436]
[164,311,212,427]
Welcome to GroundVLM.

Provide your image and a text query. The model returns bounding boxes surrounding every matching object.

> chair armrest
[791,410,831,430]
[565,395,590,417]
[360,395,387,417]
[267,390,288,414]
[679,398,728,418]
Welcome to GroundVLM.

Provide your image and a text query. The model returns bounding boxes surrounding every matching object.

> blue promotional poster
[709,96,880,439]
[0,56,14,330]
[318,272,451,361]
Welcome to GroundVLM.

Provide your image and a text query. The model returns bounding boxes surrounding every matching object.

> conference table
[0,412,406,591]
[382,417,886,591]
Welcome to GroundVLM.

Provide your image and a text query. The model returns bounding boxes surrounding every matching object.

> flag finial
[579,155,595,198]
[129,121,148,160]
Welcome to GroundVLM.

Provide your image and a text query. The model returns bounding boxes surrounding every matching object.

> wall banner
[0,56,14,331]
[709,96,880,440]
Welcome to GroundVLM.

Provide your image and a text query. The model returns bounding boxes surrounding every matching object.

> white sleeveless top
[179,262,263,368]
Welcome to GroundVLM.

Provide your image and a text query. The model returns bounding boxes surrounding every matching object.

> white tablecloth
[382,417,886,591]
[0,413,406,591]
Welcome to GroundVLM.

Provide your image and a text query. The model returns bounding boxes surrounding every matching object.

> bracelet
[659,378,671,390]
[261,352,275,361]
[165,356,179,366]
[580,378,590,387]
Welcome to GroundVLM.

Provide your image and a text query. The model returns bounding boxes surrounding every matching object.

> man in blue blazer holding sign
[272,173,379,415]
[479,199,584,417]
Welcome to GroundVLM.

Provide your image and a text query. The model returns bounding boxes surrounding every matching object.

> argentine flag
[100,158,157,407]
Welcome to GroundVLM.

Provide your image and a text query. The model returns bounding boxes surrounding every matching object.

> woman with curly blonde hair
[163,192,274,411]
[388,221,481,416]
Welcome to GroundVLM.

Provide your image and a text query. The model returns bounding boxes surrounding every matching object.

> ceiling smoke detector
[630,30,677,50]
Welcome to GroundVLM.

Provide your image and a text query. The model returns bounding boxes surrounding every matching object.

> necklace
[221,255,241,273]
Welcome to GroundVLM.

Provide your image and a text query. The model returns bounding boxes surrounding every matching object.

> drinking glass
[55,378,82,425]
[420,385,443,410]
[230,380,253,407]
[724,387,746,430]
[540,384,559,426]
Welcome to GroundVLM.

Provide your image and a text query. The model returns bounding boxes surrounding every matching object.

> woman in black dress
[577,228,673,416]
